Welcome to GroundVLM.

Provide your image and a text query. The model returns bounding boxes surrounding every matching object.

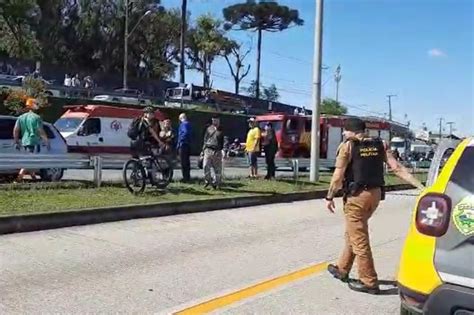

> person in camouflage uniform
[202,116,224,189]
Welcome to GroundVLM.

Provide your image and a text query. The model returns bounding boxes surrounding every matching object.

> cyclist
[128,106,163,158]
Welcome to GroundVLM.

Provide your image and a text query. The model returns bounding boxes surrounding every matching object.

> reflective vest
[344,138,385,193]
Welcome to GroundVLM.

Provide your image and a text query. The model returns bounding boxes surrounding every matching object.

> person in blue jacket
[177,113,192,182]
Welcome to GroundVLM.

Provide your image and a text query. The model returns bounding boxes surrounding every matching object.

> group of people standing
[245,118,278,180]
[129,108,282,190]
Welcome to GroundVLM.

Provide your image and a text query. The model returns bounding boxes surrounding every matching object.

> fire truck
[256,113,391,168]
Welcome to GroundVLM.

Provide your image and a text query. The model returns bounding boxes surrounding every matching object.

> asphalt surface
[0,191,419,314]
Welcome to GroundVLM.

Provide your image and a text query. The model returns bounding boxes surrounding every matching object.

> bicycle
[122,150,174,194]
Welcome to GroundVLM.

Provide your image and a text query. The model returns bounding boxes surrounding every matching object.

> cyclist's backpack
[127,118,141,140]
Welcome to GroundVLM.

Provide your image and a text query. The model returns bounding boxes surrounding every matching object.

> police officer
[325,118,424,294]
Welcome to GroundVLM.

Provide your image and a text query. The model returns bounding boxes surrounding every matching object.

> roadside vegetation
[0,173,426,217]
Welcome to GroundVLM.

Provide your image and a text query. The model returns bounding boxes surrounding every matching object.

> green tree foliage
[0,0,182,79]
[263,83,279,102]
[223,0,303,99]
[186,14,232,88]
[0,0,41,58]
[321,98,348,115]
[245,80,279,101]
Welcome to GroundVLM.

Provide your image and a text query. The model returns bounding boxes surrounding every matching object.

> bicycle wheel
[149,155,173,189]
[123,159,147,194]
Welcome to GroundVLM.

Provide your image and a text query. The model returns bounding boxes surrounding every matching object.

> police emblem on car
[452,196,474,236]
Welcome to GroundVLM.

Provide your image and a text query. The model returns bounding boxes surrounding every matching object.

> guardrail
[0,153,431,187]
[0,153,312,187]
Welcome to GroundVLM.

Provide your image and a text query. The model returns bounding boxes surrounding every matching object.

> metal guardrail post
[292,159,299,181]
[92,156,103,187]
[221,153,225,180]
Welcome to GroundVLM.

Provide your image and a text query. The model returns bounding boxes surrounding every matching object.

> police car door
[428,139,474,290]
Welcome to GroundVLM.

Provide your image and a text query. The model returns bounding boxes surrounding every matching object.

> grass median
[0,173,426,217]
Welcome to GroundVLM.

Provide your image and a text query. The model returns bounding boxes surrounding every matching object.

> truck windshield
[54,117,84,133]
[258,121,283,132]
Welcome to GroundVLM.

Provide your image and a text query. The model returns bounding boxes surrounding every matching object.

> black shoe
[327,264,349,282]
[348,279,380,295]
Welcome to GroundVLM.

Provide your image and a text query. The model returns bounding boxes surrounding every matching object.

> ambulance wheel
[40,168,64,182]
[123,159,146,195]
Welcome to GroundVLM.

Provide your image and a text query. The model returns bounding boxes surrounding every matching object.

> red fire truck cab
[256,113,391,168]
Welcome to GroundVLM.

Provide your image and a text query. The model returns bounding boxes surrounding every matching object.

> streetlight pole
[334,64,341,102]
[180,0,187,84]
[123,2,153,90]
[123,0,130,89]
[310,0,324,183]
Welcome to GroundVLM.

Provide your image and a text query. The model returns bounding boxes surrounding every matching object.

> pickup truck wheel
[39,168,64,182]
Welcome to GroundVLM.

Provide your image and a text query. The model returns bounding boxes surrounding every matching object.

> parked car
[397,138,474,315]
[0,115,68,181]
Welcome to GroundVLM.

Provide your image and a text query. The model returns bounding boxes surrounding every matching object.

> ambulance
[54,105,166,154]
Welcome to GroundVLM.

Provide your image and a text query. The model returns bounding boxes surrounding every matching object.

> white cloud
[428,48,447,58]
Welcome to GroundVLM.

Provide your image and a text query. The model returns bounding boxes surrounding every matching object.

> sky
[161,0,473,136]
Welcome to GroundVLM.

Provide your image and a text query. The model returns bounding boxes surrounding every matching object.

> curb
[0,184,415,235]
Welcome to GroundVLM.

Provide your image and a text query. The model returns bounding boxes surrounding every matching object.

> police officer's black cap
[211,115,220,120]
[344,118,366,132]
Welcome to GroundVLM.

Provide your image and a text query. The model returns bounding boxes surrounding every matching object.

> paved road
[0,191,418,314]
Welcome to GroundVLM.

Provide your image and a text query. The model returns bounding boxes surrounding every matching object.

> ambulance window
[449,147,474,193]
[79,118,101,136]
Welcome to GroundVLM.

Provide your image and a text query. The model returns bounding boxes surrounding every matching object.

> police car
[397,138,474,315]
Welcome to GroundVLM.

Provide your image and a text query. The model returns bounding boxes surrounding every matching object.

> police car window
[0,119,15,139]
[449,147,474,193]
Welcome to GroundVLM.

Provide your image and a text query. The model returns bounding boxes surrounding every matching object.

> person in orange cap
[13,98,50,181]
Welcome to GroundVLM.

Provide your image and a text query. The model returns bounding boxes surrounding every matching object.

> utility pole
[446,121,455,136]
[179,0,187,84]
[438,118,444,141]
[334,64,341,102]
[310,0,324,182]
[123,0,130,89]
[386,94,397,121]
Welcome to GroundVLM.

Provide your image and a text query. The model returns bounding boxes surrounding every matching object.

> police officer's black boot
[348,279,380,295]
[327,264,349,283]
